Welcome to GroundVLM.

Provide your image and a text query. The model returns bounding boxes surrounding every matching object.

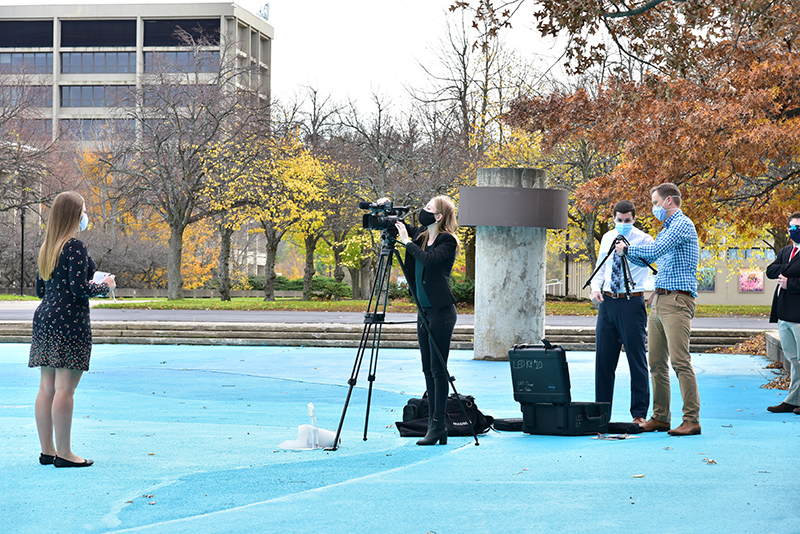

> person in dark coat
[29,191,115,468]
[766,211,800,414]
[393,196,460,445]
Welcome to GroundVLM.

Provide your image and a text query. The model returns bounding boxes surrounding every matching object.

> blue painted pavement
[1,344,798,533]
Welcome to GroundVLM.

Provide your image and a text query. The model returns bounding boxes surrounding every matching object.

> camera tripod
[584,234,657,296]
[327,228,480,450]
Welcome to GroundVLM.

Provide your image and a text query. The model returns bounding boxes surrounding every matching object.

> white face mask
[79,213,89,231]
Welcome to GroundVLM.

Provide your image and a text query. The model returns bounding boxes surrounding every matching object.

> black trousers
[417,304,457,421]
[595,295,650,419]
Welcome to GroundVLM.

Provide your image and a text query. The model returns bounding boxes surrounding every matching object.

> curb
[0,321,765,357]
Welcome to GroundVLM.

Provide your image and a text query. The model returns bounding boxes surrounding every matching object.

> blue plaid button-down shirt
[626,210,700,297]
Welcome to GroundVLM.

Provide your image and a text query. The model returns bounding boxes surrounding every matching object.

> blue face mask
[79,213,89,232]
[652,204,668,222]
[615,222,633,236]
[790,225,800,244]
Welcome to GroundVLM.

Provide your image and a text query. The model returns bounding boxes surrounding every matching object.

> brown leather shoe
[641,418,670,432]
[632,417,647,425]
[794,407,800,415]
[667,421,701,436]
[767,402,799,413]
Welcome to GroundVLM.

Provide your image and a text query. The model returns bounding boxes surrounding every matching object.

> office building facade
[0,2,274,140]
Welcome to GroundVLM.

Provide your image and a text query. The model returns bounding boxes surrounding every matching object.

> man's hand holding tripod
[613,235,629,258]
[590,234,631,305]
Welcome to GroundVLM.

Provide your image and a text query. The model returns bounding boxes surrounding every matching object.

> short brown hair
[613,200,636,218]
[651,183,682,207]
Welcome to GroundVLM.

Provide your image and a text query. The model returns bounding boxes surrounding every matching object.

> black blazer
[766,244,800,323]
[401,225,457,309]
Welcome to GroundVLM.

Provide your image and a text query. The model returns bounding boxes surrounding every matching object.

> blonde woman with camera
[394,195,460,446]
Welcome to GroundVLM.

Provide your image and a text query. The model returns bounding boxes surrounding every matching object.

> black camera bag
[396,394,493,437]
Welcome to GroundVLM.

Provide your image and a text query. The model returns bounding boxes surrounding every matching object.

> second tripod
[584,234,656,297]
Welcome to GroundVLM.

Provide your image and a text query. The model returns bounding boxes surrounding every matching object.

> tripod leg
[583,245,617,291]
[363,324,382,441]
[362,245,394,440]
[329,236,395,450]
[328,322,373,450]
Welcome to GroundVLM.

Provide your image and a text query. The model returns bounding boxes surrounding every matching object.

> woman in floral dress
[29,191,115,468]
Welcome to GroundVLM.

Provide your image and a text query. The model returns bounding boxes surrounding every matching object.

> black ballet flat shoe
[54,456,94,468]
[39,454,55,465]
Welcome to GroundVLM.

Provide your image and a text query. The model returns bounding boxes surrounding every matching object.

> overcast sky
[260,0,561,107]
[0,0,563,108]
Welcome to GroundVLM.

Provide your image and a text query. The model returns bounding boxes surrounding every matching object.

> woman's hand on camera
[103,275,116,290]
[376,197,390,205]
[395,221,410,243]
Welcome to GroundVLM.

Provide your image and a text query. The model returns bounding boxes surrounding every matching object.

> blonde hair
[38,191,84,281]
[417,195,461,255]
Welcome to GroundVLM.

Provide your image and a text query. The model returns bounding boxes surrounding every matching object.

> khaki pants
[647,292,700,423]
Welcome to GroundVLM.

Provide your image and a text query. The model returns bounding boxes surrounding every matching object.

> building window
[144,51,219,73]
[727,247,777,260]
[0,53,54,74]
[0,20,53,48]
[32,85,52,107]
[32,119,53,139]
[0,85,52,107]
[60,85,134,107]
[61,20,136,47]
[61,52,136,74]
[60,118,135,140]
[143,19,220,46]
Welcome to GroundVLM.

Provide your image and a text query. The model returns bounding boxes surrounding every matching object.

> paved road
[0,301,773,330]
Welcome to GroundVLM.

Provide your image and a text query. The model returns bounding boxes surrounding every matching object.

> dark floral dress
[29,238,109,371]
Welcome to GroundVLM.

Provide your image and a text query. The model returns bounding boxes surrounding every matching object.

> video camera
[359,200,411,231]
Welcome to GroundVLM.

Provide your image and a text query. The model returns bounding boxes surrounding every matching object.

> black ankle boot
[416,418,447,445]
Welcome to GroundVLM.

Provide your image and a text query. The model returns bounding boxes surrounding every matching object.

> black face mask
[419,209,437,227]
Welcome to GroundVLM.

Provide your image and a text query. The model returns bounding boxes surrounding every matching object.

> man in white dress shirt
[590,200,654,424]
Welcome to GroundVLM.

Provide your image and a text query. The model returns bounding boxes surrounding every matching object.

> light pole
[565,229,570,297]
[19,206,25,296]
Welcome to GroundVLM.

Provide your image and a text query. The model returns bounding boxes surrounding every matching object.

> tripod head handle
[612,233,631,246]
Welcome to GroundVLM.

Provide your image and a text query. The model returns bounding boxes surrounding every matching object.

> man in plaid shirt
[615,183,701,436]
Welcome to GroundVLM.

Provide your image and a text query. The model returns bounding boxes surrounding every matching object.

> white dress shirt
[590,226,654,294]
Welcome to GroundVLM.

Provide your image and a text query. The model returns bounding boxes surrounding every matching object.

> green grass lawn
[82,297,771,317]
[0,294,38,301]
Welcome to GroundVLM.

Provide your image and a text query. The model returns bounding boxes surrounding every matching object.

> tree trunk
[167,223,185,300]
[333,249,345,284]
[464,228,476,280]
[582,211,599,267]
[262,224,280,302]
[359,254,373,299]
[218,224,234,301]
[302,233,318,300]
[331,229,348,284]
[347,266,360,300]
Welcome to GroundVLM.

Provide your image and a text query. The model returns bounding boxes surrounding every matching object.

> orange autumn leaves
[506,49,800,235]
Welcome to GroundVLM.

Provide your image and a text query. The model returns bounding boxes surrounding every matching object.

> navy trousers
[594,295,650,419]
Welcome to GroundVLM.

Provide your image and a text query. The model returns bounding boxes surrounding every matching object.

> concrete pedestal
[459,168,566,361]
[475,168,546,360]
